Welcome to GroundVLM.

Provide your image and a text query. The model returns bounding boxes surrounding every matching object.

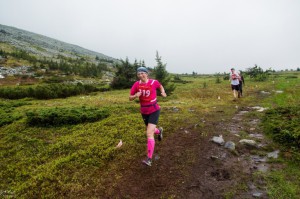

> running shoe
[142,157,152,166]
[158,127,163,141]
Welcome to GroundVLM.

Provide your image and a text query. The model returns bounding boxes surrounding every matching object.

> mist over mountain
[0,24,116,62]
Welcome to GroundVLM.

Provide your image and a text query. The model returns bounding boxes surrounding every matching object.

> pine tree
[133,59,139,80]
[153,51,175,95]
[110,57,136,89]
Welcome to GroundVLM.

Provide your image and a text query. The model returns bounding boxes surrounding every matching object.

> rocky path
[107,104,279,199]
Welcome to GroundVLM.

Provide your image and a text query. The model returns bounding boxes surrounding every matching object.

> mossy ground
[1,72,300,198]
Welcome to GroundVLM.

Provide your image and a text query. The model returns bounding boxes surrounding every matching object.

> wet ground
[102,105,278,199]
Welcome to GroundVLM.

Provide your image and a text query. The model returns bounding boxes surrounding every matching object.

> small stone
[224,141,235,150]
[267,150,280,159]
[257,164,269,173]
[239,139,257,147]
[248,183,256,190]
[212,135,224,145]
[249,133,264,139]
[253,192,263,197]
[210,155,219,160]
[260,91,270,95]
[251,155,267,163]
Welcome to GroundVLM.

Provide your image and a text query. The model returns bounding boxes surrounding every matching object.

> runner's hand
[135,92,142,97]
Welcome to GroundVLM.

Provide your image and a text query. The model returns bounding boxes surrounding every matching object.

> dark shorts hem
[141,109,160,126]
[231,85,239,91]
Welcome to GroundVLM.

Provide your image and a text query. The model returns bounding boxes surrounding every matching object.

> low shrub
[262,106,300,148]
[285,76,298,79]
[0,83,100,99]
[26,106,109,127]
[254,73,269,81]
[0,101,29,126]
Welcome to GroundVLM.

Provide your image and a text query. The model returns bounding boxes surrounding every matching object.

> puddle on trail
[249,119,260,125]
[249,133,264,139]
[255,164,269,173]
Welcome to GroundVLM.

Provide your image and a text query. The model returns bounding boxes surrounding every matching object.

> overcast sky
[1,0,300,74]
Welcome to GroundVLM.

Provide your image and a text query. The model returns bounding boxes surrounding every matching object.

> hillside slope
[0,24,116,61]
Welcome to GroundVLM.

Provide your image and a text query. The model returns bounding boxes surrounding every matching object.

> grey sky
[1,0,300,74]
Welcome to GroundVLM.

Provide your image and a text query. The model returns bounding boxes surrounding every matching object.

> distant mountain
[0,24,116,62]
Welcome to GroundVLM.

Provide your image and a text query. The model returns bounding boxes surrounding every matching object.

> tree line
[0,49,110,78]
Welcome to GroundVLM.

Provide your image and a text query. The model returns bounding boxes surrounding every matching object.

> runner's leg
[146,123,156,158]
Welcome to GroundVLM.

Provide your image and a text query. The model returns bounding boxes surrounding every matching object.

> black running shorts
[231,85,239,91]
[141,109,160,126]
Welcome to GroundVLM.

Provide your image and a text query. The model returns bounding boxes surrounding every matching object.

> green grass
[266,163,299,199]
[1,72,300,197]
[259,72,300,198]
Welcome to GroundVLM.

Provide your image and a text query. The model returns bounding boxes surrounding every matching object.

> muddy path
[104,103,276,199]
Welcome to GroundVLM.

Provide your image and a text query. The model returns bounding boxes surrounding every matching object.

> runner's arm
[129,92,141,101]
[160,85,167,97]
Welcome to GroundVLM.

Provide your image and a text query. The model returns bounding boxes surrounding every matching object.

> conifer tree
[110,57,136,89]
[153,51,175,95]
[133,59,139,80]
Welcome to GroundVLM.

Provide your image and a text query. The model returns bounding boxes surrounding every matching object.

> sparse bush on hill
[10,49,38,63]
[0,49,107,78]
[43,76,69,83]
[26,106,109,127]
[223,75,229,80]
[215,73,221,83]
[171,75,191,84]
[173,74,181,81]
[245,64,271,81]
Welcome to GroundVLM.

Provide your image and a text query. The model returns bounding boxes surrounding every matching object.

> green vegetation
[245,64,273,81]
[153,51,176,95]
[266,164,299,199]
[110,52,176,95]
[0,49,109,78]
[26,106,109,127]
[262,106,300,148]
[259,72,300,198]
[0,100,29,126]
[110,58,137,89]
[0,83,100,99]
[0,71,299,198]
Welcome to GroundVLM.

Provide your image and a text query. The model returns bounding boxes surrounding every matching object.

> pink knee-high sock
[154,128,160,135]
[147,138,155,159]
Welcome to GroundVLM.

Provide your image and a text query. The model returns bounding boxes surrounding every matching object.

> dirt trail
[107,104,274,199]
